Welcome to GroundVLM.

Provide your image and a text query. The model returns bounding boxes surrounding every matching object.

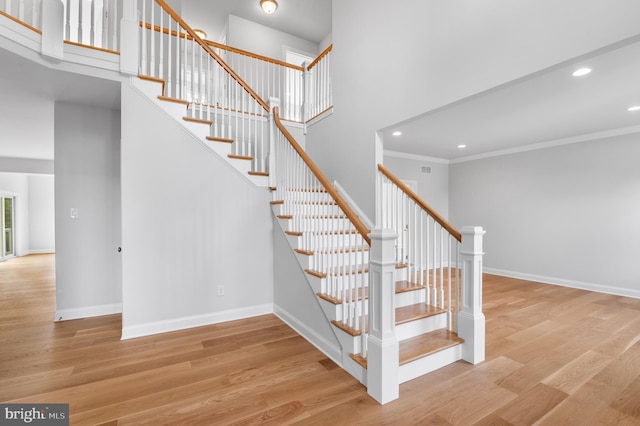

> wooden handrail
[204,40,305,72]
[273,106,371,246]
[154,0,269,111]
[377,163,462,242]
[307,44,333,71]
[0,10,42,34]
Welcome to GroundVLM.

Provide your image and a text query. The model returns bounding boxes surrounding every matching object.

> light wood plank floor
[1,254,640,425]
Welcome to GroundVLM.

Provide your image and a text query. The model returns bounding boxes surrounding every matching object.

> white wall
[306,0,640,219]
[0,173,29,257]
[54,102,122,320]
[227,15,319,60]
[120,82,274,339]
[450,133,640,297]
[382,153,449,219]
[0,76,54,160]
[273,219,341,363]
[28,174,55,253]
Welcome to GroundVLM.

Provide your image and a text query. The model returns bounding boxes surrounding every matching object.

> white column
[367,229,399,405]
[301,61,311,132]
[458,226,486,364]
[268,97,279,188]
[119,0,139,75]
[41,0,64,61]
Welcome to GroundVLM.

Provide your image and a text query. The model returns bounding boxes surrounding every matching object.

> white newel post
[268,97,279,188]
[40,0,64,61]
[458,226,486,364]
[119,0,139,75]
[302,62,311,132]
[367,229,399,404]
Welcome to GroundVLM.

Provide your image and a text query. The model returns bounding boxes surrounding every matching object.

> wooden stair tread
[206,135,234,143]
[183,116,213,125]
[157,95,189,106]
[396,303,446,325]
[399,329,464,365]
[395,280,426,294]
[248,171,269,176]
[228,154,253,161]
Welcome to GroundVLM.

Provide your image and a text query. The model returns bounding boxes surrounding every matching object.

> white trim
[450,125,640,164]
[306,106,334,128]
[484,267,640,299]
[333,180,374,230]
[25,249,55,255]
[274,304,343,367]
[121,304,273,340]
[383,150,449,164]
[55,303,122,322]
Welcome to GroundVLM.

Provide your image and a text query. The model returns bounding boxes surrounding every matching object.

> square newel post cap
[368,229,397,265]
[461,226,485,253]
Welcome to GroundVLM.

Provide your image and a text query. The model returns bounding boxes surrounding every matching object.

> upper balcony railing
[1,0,121,52]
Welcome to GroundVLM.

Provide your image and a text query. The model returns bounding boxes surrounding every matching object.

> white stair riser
[279,217,353,232]
[298,251,369,271]
[279,191,334,203]
[399,344,462,384]
[290,233,365,250]
[334,327,363,355]
[396,312,448,342]
[323,273,368,297]
[275,204,343,216]
[394,288,426,308]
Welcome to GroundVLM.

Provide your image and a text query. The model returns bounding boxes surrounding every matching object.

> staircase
[0,0,486,405]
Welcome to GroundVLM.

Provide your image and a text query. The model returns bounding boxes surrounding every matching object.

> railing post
[458,226,486,364]
[40,0,64,61]
[302,61,311,132]
[119,0,139,75]
[367,229,399,404]
[268,97,279,188]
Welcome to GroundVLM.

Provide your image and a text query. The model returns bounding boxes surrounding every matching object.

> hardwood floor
[1,254,640,425]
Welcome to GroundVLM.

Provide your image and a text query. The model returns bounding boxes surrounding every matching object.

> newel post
[458,226,486,364]
[40,0,64,61]
[120,0,139,75]
[367,229,399,404]
[268,97,279,188]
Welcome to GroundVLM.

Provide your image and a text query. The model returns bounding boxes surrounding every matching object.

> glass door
[1,196,14,259]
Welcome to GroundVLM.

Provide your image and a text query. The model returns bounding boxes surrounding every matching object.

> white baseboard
[55,303,122,321]
[26,249,55,255]
[484,267,640,299]
[121,304,273,340]
[274,304,343,367]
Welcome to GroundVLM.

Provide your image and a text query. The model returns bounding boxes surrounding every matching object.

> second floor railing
[1,0,121,51]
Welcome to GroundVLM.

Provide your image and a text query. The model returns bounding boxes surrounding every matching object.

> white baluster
[93,0,103,48]
[80,0,90,44]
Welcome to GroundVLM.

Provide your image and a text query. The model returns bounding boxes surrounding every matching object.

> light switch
[70,208,78,219]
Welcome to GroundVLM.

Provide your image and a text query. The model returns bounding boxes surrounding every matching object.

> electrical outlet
[217,285,225,296]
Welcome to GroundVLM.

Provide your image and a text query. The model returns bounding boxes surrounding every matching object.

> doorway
[1,195,15,260]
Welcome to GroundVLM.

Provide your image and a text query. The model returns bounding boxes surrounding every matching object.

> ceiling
[183,0,332,44]
[382,37,640,162]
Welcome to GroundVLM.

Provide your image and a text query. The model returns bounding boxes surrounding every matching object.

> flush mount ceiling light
[572,67,592,77]
[628,105,640,112]
[193,29,207,39]
[392,131,402,136]
[457,144,467,149]
[260,0,278,14]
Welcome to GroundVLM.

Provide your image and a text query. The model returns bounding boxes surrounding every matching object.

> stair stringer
[131,76,268,187]
[271,204,367,383]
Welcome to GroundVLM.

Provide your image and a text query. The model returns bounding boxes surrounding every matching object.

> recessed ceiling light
[628,105,640,112]
[392,131,402,136]
[572,68,592,77]
[457,144,467,149]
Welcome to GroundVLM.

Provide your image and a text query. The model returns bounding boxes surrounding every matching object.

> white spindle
[80,0,90,44]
